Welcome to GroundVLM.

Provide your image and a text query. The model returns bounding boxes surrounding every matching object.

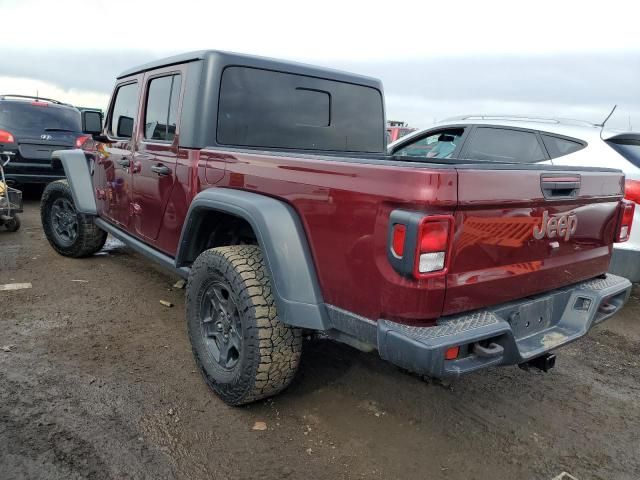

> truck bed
[198,146,625,324]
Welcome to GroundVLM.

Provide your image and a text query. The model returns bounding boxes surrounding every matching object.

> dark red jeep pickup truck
[41,51,634,405]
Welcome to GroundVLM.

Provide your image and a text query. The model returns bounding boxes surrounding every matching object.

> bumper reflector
[445,346,460,360]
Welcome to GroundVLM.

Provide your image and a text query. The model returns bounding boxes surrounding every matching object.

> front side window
[394,128,465,159]
[144,74,182,142]
[463,127,546,163]
[109,82,139,138]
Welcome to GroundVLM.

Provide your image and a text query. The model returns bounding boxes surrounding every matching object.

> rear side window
[144,74,182,142]
[463,127,546,163]
[0,102,80,133]
[607,138,640,169]
[217,66,385,152]
[109,82,139,138]
[541,134,585,159]
[394,128,465,159]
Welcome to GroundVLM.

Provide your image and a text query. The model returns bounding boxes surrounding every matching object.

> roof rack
[441,114,597,127]
[0,94,68,106]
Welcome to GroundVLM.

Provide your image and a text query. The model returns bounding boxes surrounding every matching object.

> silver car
[388,115,640,281]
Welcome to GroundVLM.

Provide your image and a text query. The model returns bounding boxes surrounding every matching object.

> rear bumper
[376,274,631,378]
[2,165,65,184]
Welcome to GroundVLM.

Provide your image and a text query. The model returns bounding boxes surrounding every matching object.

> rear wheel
[41,180,107,257]
[186,245,302,406]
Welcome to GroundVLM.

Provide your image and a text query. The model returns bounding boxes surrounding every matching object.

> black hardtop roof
[117,50,383,90]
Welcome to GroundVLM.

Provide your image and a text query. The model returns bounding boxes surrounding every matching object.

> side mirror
[117,116,134,138]
[81,110,103,135]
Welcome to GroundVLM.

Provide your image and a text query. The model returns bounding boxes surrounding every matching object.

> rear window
[217,66,385,152]
[462,127,546,163]
[0,102,81,133]
[541,134,585,159]
[607,138,640,169]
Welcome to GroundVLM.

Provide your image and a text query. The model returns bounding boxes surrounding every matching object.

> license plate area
[505,297,555,339]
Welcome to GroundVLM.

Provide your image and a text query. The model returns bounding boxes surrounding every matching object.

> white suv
[388,115,640,282]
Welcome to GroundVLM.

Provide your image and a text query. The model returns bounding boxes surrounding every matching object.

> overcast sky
[1,0,638,130]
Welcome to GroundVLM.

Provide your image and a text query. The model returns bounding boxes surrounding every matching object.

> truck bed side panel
[201,150,457,323]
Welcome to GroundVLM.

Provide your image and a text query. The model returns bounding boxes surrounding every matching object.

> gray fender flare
[176,188,328,330]
[51,149,97,215]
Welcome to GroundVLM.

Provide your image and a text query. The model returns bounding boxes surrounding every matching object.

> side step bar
[94,218,190,279]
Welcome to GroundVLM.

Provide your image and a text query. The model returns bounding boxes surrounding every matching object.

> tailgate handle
[541,175,581,199]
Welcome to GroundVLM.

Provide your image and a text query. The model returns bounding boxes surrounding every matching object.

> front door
[95,80,141,228]
[131,70,183,243]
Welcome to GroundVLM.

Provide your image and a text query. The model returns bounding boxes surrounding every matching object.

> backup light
[419,252,445,273]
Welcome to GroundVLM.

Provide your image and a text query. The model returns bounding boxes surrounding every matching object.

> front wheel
[186,245,302,406]
[41,180,107,257]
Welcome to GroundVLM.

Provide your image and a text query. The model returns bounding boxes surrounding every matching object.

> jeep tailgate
[443,168,624,315]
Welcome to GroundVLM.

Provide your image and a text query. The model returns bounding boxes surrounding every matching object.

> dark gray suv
[0,95,87,185]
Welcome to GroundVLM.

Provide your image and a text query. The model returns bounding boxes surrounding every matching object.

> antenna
[598,105,617,139]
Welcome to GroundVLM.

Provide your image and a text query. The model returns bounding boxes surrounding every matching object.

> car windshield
[607,139,640,169]
[0,102,81,133]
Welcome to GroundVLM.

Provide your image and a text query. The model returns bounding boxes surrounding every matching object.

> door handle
[150,164,171,176]
[116,158,130,168]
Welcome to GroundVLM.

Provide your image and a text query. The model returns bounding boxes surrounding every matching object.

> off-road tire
[41,180,107,257]
[186,245,302,406]
[4,215,20,232]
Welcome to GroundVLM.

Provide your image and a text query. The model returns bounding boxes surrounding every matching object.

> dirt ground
[1,198,640,480]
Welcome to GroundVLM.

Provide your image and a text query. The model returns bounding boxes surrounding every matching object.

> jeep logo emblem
[533,211,578,241]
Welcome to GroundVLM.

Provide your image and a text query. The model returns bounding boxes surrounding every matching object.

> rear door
[443,166,624,315]
[130,67,183,243]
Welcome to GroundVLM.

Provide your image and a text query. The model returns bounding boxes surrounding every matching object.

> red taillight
[616,200,635,242]
[624,179,640,204]
[391,224,406,257]
[75,135,91,148]
[31,101,48,107]
[0,129,15,143]
[415,216,453,277]
[419,220,449,252]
